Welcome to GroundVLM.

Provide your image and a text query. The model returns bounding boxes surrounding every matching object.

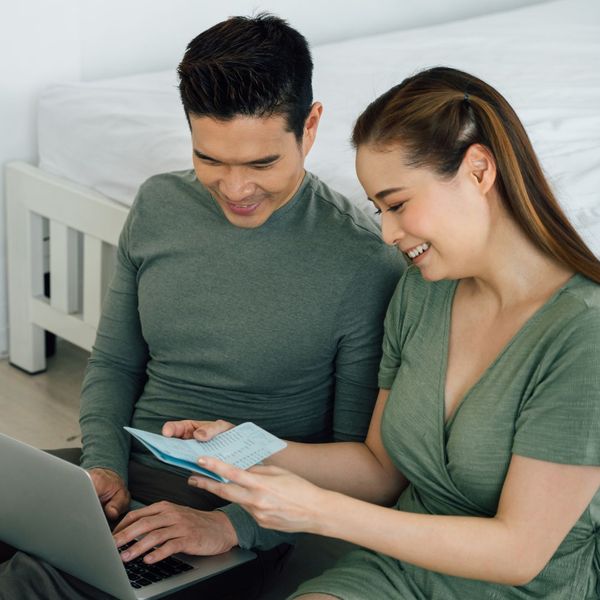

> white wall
[0,0,547,357]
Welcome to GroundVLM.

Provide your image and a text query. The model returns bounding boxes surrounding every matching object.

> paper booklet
[124,422,287,483]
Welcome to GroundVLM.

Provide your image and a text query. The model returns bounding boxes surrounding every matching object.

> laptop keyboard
[119,541,194,589]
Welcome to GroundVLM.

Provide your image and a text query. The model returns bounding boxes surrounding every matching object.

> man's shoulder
[302,174,405,282]
[130,169,212,223]
[305,173,381,240]
[137,169,201,199]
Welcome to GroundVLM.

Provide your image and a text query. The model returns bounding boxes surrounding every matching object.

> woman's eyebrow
[374,187,407,201]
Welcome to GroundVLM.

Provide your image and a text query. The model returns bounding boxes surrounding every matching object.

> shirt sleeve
[512,306,600,465]
[331,247,404,441]
[218,504,297,551]
[378,268,413,390]
[79,197,150,483]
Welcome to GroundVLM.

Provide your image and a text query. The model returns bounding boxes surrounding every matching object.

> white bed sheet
[38,0,600,254]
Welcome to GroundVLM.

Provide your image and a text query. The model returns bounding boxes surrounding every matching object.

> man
[0,13,403,599]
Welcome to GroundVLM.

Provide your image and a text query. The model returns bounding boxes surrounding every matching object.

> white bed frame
[5,161,128,373]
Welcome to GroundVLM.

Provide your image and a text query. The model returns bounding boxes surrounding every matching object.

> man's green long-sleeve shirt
[80,169,403,548]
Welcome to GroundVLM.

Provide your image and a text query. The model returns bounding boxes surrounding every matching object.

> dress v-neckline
[439,274,579,433]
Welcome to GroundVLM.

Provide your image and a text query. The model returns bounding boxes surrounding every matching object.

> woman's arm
[189,453,600,586]
[267,389,407,504]
[176,389,408,506]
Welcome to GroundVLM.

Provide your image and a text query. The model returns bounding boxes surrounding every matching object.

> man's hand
[88,468,131,520]
[162,419,234,441]
[112,502,239,563]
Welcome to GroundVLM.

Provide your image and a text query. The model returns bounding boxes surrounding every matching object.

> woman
[167,67,600,598]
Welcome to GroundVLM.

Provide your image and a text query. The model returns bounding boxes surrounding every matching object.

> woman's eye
[387,204,402,213]
[373,208,382,216]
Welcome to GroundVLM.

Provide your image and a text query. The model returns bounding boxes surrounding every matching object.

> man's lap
[0,448,278,599]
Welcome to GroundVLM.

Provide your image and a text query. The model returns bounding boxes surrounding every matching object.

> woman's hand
[162,419,234,441]
[188,457,331,534]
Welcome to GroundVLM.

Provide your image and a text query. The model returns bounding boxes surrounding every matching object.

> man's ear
[463,143,496,194]
[301,102,323,157]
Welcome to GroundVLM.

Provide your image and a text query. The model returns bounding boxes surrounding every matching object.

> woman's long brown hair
[352,67,600,283]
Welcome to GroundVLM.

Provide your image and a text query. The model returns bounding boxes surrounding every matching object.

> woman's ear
[463,143,496,194]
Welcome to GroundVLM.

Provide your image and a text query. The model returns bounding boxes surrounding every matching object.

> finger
[188,476,242,504]
[113,502,176,541]
[143,539,183,564]
[89,470,111,496]
[115,512,180,558]
[193,420,234,442]
[188,474,252,505]
[113,502,165,533]
[195,456,255,485]
[114,518,153,547]
[119,529,170,562]
[105,487,131,520]
[248,464,284,476]
[162,420,200,439]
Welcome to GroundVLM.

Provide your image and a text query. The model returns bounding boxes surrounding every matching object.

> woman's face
[356,144,492,281]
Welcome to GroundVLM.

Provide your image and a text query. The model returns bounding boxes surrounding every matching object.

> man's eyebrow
[374,187,407,201]
[193,149,280,166]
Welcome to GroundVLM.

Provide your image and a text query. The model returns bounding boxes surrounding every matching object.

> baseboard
[0,325,7,358]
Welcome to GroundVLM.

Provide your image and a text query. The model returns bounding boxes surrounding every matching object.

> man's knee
[0,552,51,599]
[0,540,16,564]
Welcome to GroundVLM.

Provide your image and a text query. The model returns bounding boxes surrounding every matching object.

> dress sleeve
[331,248,404,441]
[512,306,600,465]
[79,195,150,482]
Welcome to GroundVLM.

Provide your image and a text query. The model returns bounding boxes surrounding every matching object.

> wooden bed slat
[83,236,116,328]
[49,222,80,314]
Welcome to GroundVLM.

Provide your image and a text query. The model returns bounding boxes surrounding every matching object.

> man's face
[190,107,321,228]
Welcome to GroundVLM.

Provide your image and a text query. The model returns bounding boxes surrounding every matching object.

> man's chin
[224,208,270,229]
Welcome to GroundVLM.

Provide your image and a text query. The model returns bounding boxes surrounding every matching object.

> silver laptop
[0,433,256,599]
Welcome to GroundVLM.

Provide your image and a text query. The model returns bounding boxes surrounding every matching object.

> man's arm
[331,248,404,442]
[80,208,149,515]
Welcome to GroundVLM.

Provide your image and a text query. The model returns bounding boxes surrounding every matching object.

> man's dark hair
[178,13,313,140]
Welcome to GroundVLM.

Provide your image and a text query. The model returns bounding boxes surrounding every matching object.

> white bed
[6,0,600,372]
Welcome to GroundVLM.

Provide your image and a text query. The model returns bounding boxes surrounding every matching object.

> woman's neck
[465,209,574,310]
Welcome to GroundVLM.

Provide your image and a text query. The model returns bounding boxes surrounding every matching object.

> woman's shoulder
[546,274,600,339]
[562,273,600,311]
[386,266,455,326]
[531,274,600,363]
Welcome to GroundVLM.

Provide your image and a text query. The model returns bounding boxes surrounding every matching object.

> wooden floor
[0,341,89,449]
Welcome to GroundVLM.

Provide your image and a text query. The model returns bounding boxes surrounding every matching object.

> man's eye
[252,163,274,170]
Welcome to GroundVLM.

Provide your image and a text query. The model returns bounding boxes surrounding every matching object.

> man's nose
[219,169,255,202]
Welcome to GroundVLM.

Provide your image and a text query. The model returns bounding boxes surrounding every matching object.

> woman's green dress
[292,267,600,599]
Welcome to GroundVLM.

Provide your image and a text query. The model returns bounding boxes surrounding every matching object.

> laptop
[0,433,256,599]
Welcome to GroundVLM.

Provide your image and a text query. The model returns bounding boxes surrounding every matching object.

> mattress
[38,0,600,254]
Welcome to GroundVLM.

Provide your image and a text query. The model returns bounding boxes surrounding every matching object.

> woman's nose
[381,213,404,247]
